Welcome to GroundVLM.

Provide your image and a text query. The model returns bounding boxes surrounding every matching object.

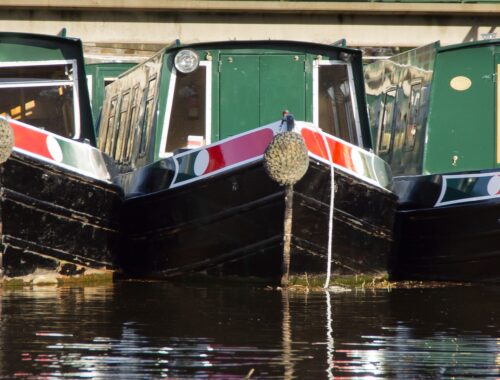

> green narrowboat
[365,38,500,282]
[0,32,122,280]
[98,40,396,284]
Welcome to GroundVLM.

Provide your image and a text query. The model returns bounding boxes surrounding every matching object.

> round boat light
[174,49,200,74]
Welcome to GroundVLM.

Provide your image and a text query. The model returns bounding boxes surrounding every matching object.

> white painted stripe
[158,66,177,159]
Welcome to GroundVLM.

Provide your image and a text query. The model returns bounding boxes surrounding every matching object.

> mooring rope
[325,290,334,379]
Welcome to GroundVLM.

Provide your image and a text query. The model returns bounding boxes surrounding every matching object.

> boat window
[123,84,140,163]
[378,88,396,153]
[139,76,157,156]
[0,61,79,138]
[113,91,131,160]
[164,65,207,154]
[404,82,422,151]
[316,63,358,145]
[103,97,118,155]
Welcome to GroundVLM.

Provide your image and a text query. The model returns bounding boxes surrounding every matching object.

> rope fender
[263,131,309,186]
[0,118,13,164]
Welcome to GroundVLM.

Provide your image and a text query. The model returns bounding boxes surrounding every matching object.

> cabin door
[218,54,306,139]
[425,47,496,173]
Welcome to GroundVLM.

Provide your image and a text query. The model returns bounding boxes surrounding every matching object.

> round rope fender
[0,118,13,164]
[263,131,309,186]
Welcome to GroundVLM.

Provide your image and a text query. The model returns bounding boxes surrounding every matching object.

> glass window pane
[139,77,157,155]
[0,84,75,138]
[104,97,117,154]
[0,63,73,82]
[123,85,139,163]
[378,89,396,153]
[404,83,422,151]
[165,67,206,154]
[318,64,357,145]
[114,92,130,160]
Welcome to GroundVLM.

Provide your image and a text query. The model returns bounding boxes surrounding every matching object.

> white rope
[315,126,335,289]
[325,290,334,379]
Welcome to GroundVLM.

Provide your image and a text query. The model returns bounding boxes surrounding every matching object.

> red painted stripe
[204,128,274,174]
[9,119,52,160]
[300,128,355,172]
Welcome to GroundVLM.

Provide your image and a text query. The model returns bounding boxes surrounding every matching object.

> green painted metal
[219,54,306,139]
[0,38,68,62]
[259,55,306,126]
[424,46,496,173]
[219,54,260,139]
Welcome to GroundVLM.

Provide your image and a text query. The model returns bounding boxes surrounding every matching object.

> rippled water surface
[1,281,499,379]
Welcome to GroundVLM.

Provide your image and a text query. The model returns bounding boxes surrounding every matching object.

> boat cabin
[97,40,372,172]
[0,33,94,144]
[365,39,500,176]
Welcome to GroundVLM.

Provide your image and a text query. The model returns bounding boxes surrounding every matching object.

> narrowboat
[365,38,500,282]
[99,40,396,285]
[0,33,122,280]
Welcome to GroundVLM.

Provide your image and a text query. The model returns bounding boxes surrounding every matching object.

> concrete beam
[0,1,497,61]
[0,0,498,16]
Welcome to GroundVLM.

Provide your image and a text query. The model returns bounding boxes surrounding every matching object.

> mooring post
[281,185,293,287]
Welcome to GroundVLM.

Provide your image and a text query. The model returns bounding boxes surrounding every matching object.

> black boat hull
[391,202,500,283]
[121,158,396,283]
[0,152,122,278]
[391,172,500,283]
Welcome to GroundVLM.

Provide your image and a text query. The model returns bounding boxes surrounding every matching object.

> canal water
[0,281,499,379]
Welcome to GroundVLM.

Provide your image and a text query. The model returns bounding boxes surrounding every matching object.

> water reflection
[0,282,498,378]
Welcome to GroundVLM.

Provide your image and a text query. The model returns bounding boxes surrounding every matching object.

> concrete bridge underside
[0,1,498,61]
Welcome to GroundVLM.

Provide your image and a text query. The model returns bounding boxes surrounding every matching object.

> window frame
[0,59,81,139]
[312,59,362,144]
[159,60,212,158]
[103,96,118,155]
[138,75,158,157]
[377,87,397,154]
[121,84,140,164]
[404,80,423,152]
[113,90,131,161]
